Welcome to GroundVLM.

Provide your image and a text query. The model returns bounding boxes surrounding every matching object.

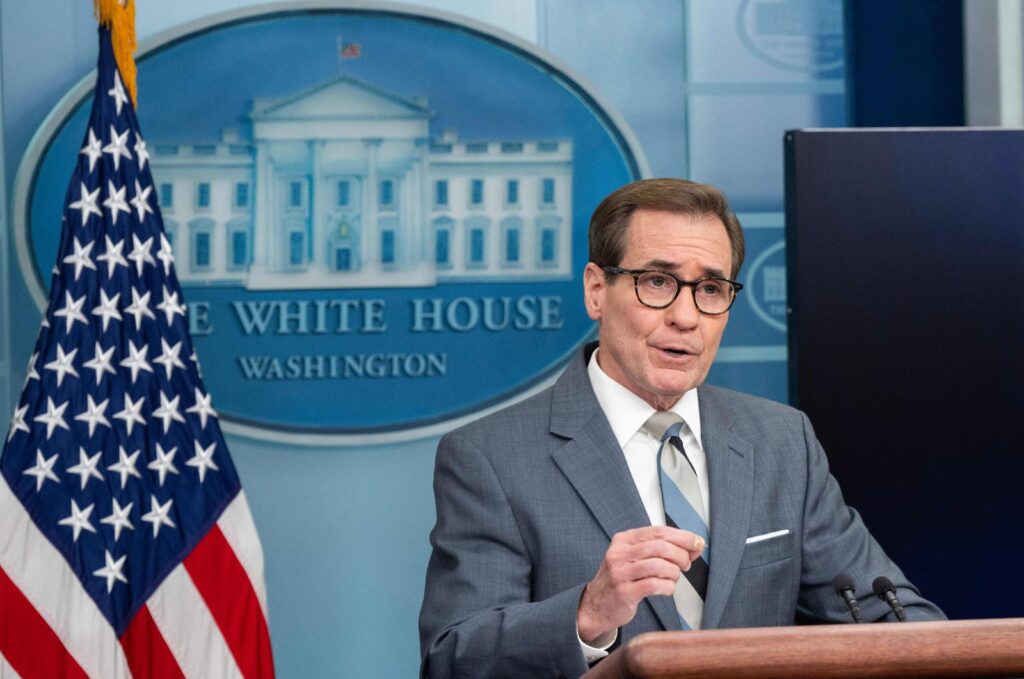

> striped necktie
[643,410,709,630]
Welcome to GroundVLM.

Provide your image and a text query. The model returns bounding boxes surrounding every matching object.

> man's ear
[583,263,606,321]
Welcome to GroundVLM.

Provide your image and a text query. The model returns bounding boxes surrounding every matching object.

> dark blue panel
[786,129,1024,619]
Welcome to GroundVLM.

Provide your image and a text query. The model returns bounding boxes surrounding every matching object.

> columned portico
[152,74,574,291]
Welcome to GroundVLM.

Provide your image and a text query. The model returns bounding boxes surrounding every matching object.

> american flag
[338,37,362,59]
[0,26,274,678]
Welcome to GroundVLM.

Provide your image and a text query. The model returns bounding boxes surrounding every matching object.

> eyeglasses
[602,266,743,315]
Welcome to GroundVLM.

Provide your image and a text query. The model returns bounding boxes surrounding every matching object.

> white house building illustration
[151,75,574,289]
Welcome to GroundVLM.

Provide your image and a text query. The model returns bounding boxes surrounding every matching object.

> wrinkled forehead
[621,210,733,273]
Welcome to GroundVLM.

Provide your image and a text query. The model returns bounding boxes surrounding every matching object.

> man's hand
[576,526,705,644]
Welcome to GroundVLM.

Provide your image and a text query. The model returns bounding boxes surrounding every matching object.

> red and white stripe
[0,478,273,678]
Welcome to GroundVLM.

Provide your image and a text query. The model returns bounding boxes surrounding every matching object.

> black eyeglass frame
[601,265,744,315]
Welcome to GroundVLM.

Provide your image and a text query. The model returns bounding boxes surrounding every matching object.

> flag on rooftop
[338,37,362,59]
[0,2,274,677]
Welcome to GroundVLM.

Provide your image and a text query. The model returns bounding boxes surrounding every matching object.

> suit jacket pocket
[738,531,794,569]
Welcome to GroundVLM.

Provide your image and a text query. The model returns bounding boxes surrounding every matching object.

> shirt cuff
[577,625,618,664]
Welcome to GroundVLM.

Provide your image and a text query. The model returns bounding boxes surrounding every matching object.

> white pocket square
[745,529,790,544]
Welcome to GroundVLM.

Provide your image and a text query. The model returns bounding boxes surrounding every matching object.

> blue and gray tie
[643,411,709,630]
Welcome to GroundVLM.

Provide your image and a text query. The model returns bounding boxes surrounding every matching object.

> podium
[582,619,1024,678]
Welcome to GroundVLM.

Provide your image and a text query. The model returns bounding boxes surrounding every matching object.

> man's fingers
[620,525,705,551]
[616,525,705,559]
[617,545,692,574]
[629,577,678,600]
[623,538,695,570]
[602,552,686,600]
[622,556,685,583]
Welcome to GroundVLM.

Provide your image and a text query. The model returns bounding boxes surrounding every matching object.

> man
[419,178,944,679]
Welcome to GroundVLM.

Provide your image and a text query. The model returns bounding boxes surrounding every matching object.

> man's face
[584,209,733,410]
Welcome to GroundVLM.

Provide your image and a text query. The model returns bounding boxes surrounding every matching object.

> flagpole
[0,45,10,434]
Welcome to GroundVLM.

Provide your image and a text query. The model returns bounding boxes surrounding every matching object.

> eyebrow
[640,259,728,279]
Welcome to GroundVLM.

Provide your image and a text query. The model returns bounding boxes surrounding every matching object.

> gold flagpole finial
[94,0,138,108]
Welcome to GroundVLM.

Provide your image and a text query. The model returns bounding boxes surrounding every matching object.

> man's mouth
[656,345,697,357]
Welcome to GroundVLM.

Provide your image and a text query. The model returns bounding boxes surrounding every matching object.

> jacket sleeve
[794,412,946,623]
[419,429,591,679]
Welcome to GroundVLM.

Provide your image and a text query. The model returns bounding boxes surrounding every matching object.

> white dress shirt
[577,349,711,662]
[587,350,710,523]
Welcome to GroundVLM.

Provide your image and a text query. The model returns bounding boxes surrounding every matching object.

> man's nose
[666,286,701,328]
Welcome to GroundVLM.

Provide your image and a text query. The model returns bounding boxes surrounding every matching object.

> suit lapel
[549,347,682,632]
[699,386,754,629]
[550,419,650,542]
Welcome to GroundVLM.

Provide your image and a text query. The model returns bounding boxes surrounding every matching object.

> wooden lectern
[582,619,1024,678]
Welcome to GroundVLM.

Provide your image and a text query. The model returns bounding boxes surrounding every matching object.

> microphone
[832,573,864,623]
[872,576,908,622]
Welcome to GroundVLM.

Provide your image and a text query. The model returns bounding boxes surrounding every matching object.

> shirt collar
[587,348,703,449]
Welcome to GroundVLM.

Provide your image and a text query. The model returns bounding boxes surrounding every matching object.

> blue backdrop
[1,1,849,675]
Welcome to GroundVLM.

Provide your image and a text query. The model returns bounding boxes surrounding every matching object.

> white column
[174,180,192,280]
[362,138,380,271]
[404,156,419,267]
[417,138,430,268]
[310,140,326,272]
[251,142,272,273]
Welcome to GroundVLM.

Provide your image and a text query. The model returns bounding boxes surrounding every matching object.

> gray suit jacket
[419,345,944,678]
